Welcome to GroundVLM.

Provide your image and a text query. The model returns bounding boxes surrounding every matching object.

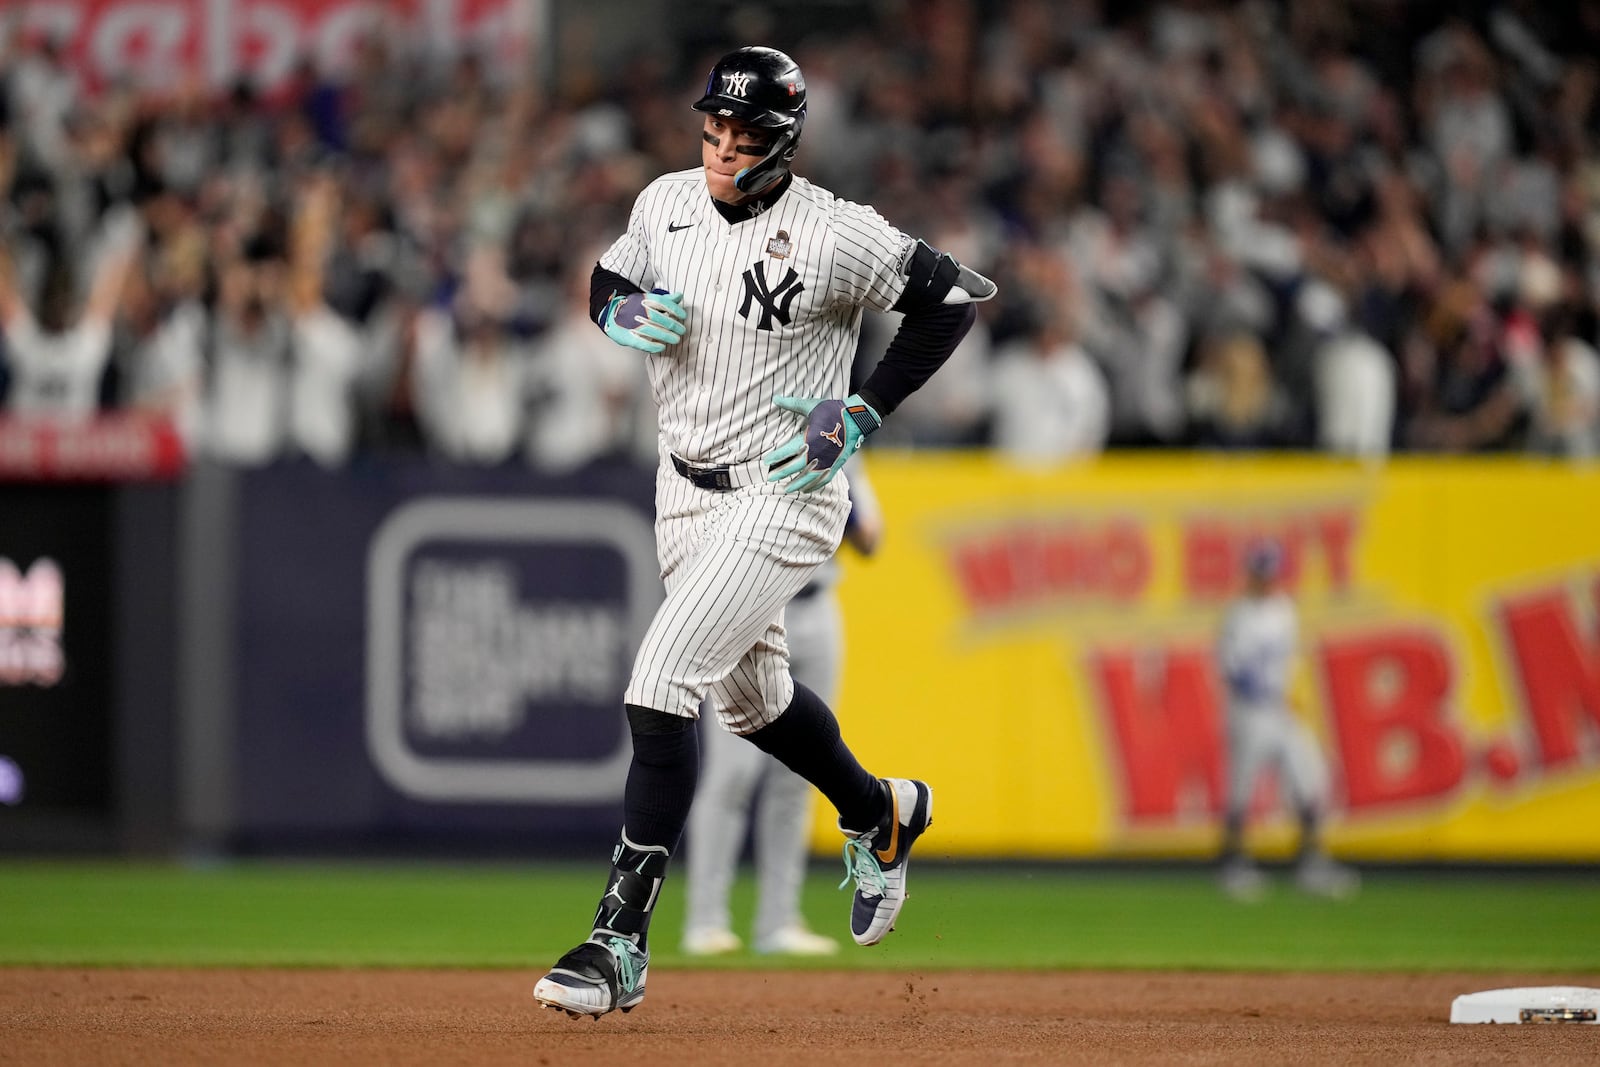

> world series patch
[766,230,792,259]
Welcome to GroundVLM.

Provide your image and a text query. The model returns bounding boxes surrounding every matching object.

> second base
[1450,986,1600,1024]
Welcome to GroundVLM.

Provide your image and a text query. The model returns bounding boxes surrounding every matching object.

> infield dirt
[4,968,1597,1065]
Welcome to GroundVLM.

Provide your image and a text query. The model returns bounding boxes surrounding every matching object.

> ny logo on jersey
[722,71,753,97]
[739,261,804,330]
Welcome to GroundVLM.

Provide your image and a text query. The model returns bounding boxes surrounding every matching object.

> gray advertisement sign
[229,460,659,852]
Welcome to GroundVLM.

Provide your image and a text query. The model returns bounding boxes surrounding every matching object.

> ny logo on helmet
[722,72,753,97]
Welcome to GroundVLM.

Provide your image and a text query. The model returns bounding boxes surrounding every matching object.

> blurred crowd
[3,0,1600,469]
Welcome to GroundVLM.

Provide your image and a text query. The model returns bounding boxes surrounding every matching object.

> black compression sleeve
[590,263,643,326]
[858,302,976,416]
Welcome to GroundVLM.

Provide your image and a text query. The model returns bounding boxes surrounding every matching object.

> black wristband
[590,264,642,326]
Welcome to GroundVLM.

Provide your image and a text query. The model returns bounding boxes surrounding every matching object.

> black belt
[671,453,736,492]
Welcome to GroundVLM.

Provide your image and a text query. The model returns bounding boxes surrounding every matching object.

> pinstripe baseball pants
[682,581,843,943]
[623,449,850,732]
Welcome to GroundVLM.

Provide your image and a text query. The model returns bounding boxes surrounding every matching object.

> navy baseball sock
[747,681,886,833]
[621,704,700,853]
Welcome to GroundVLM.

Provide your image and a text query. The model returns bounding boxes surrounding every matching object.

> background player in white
[1215,540,1359,901]
[681,455,881,958]
[534,45,995,1019]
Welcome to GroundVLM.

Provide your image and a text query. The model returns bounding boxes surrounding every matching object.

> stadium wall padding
[818,453,1600,862]
[11,452,1599,860]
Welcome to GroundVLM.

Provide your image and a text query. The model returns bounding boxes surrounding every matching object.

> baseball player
[534,45,995,1019]
[1215,540,1359,901]
[680,456,882,958]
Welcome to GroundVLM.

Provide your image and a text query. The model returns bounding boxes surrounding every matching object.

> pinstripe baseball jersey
[598,168,914,465]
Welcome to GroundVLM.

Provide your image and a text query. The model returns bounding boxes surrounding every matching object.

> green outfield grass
[0,861,1594,972]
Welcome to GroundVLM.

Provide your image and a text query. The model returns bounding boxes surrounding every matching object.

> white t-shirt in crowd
[2,313,113,420]
[525,309,655,473]
[124,300,207,446]
[990,338,1111,464]
[290,305,363,467]
[412,308,529,466]
[1315,330,1396,459]
[203,312,291,466]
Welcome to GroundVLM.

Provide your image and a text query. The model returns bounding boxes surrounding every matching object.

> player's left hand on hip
[763,394,881,493]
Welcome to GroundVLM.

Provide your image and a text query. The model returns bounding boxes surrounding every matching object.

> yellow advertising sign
[820,453,1600,861]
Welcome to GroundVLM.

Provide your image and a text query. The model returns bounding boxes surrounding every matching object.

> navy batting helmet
[692,46,806,196]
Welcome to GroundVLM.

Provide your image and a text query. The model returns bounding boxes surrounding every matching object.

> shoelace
[605,936,643,994]
[839,836,888,898]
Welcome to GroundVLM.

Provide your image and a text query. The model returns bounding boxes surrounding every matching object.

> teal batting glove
[762,393,882,493]
[600,288,687,353]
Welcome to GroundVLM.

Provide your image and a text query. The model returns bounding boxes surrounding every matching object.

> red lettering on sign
[13,1,529,95]
[1317,510,1357,591]
[950,541,1017,611]
[948,519,1152,615]
[1183,521,1234,600]
[0,414,186,482]
[1499,585,1600,770]
[1181,507,1360,603]
[1104,519,1152,601]
[1321,629,1464,809]
[1092,646,1224,821]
